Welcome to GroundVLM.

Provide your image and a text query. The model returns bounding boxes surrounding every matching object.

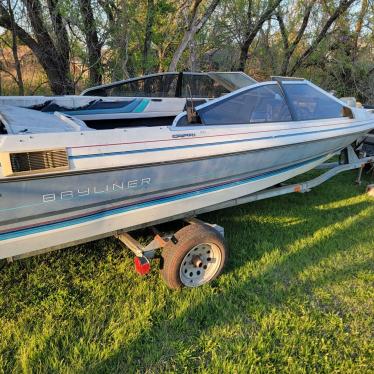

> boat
[0,72,257,128]
[339,99,374,157]
[1,77,374,287]
[360,104,374,156]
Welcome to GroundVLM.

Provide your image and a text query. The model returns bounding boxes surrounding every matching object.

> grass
[0,169,373,373]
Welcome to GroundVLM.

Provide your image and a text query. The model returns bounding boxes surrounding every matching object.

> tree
[0,0,371,99]
[142,0,155,74]
[276,1,313,76]
[168,0,220,72]
[78,0,103,85]
[237,0,283,71]
[6,0,23,95]
[288,0,357,75]
[0,0,74,94]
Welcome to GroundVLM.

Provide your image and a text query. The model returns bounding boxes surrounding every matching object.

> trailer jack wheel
[161,224,228,289]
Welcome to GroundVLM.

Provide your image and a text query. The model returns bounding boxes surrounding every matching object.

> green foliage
[0,0,373,100]
[1,170,373,372]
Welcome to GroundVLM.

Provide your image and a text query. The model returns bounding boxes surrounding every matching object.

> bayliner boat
[1,77,374,287]
[339,99,374,156]
[361,104,374,156]
[1,77,373,250]
[0,72,257,128]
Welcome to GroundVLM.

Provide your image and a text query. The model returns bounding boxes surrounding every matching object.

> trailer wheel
[161,224,228,289]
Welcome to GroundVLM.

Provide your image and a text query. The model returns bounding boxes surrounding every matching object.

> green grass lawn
[1,170,373,373]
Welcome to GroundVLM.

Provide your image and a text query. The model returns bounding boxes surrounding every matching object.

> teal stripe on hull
[133,99,150,113]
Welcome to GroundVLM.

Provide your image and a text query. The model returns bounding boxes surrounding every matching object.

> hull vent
[1,149,69,176]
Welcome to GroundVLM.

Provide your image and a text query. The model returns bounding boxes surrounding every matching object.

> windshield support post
[272,77,297,121]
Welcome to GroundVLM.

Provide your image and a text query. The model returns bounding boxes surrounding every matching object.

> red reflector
[134,256,151,276]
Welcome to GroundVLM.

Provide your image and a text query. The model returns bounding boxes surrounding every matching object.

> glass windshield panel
[283,83,344,120]
[181,74,230,98]
[208,72,257,91]
[198,84,292,125]
[85,74,179,97]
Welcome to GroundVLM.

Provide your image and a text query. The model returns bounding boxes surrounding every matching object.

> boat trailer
[4,145,374,289]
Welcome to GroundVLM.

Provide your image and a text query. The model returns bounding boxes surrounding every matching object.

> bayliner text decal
[42,177,151,203]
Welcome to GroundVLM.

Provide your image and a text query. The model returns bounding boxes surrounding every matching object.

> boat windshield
[175,80,347,127]
[196,83,292,125]
[208,72,257,91]
[282,83,344,120]
[180,73,229,98]
[81,72,257,98]
[82,73,179,98]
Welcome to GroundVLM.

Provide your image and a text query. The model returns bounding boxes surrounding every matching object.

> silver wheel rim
[179,242,222,287]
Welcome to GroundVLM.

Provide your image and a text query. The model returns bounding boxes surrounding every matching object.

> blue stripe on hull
[0,154,326,241]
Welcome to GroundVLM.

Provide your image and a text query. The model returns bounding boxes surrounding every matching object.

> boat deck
[0,105,92,134]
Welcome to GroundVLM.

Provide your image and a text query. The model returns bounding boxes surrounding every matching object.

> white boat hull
[0,153,330,259]
[2,78,374,260]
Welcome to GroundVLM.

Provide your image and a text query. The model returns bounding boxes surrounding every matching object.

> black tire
[160,224,228,289]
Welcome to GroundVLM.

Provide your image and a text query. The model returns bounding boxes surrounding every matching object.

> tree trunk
[237,0,283,71]
[142,0,155,74]
[189,37,198,71]
[238,40,251,71]
[168,0,220,72]
[353,0,368,59]
[79,0,103,85]
[276,4,312,76]
[24,0,74,93]
[7,0,24,95]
